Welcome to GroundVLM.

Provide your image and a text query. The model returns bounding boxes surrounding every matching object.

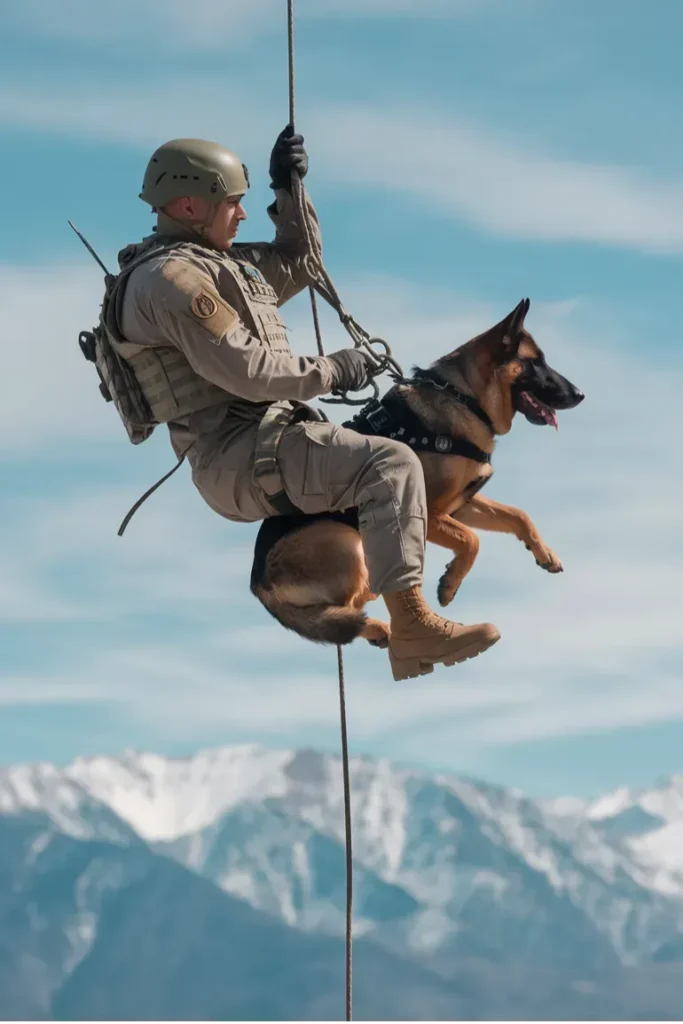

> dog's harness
[343,370,493,464]
[403,368,495,433]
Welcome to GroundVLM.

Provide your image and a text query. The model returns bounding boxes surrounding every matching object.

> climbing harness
[252,400,320,515]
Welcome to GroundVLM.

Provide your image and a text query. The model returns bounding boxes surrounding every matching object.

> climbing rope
[285,1,386,1016]
[337,644,354,1024]
[288,7,350,1021]
[286,2,403,408]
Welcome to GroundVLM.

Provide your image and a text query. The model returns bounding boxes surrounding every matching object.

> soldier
[105,125,499,679]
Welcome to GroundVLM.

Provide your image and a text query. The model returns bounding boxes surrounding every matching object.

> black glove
[269,123,309,191]
[326,348,372,394]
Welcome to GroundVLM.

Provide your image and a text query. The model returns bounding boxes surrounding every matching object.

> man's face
[168,194,248,249]
[204,195,248,249]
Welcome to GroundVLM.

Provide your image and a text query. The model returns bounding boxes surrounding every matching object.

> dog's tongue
[521,391,559,429]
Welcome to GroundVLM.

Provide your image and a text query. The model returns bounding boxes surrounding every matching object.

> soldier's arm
[243,188,322,306]
[150,260,335,403]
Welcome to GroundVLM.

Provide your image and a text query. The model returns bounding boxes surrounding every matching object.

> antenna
[67,220,111,276]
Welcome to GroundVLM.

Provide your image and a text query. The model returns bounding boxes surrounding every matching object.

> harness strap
[117,444,194,537]
[253,401,303,516]
[344,393,492,464]
[402,368,495,434]
[117,396,315,535]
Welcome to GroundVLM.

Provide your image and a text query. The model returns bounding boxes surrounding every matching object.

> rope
[287,2,353,1017]
[287,0,325,361]
[337,644,354,1023]
[285,5,403,407]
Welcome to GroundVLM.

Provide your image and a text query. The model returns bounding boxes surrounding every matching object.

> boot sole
[388,627,501,682]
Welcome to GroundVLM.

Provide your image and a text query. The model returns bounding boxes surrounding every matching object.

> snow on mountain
[623,776,683,823]
[632,820,683,871]
[578,776,683,896]
[577,776,683,833]
[0,760,139,843]
[3,744,683,965]
[65,744,293,841]
[585,786,635,821]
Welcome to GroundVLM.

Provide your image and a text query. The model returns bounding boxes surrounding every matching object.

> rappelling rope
[286,2,403,408]
[287,2,353,1018]
[336,644,354,1024]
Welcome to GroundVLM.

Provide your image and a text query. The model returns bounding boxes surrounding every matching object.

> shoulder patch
[188,288,238,343]
[160,258,239,343]
[191,292,219,319]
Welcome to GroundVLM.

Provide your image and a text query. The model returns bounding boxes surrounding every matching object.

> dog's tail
[255,590,367,646]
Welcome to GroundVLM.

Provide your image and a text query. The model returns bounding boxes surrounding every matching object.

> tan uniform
[116,190,426,594]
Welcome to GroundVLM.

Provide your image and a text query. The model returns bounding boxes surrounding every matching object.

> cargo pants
[189,416,428,595]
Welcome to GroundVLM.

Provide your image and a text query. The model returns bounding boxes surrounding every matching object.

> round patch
[191,292,218,319]
[435,435,452,453]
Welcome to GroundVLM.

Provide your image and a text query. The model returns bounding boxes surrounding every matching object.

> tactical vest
[80,241,289,445]
[219,246,290,353]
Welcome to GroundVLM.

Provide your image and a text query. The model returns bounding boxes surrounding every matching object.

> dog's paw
[536,548,563,574]
[437,574,460,607]
[524,538,563,574]
[362,619,390,649]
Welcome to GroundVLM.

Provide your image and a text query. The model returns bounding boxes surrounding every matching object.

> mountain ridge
[4,744,683,1019]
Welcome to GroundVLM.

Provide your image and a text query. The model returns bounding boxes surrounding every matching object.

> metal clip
[364,399,391,433]
[321,377,380,406]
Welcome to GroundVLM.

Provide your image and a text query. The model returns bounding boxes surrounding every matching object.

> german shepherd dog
[250,299,584,649]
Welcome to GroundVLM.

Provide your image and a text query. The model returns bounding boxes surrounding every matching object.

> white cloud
[1,263,682,762]
[0,264,122,452]
[1,75,681,253]
[0,0,518,51]
[1,481,259,625]
[473,677,683,747]
[0,566,91,624]
[0,679,102,706]
[309,104,683,253]
[0,635,542,745]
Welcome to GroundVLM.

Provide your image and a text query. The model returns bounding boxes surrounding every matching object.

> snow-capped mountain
[3,744,683,972]
[0,744,293,841]
[544,775,683,898]
[5,745,683,1019]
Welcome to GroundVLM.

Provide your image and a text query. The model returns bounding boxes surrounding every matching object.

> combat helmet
[140,138,250,209]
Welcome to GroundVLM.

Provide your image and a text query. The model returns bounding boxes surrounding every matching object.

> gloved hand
[326,348,373,394]
[269,123,309,191]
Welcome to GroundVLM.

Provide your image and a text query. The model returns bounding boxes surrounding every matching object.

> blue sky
[2,0,683,799]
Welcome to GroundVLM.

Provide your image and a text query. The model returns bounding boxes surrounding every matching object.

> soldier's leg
[276,420,425,593]
[276,421,500,680]
[188,424,279,523]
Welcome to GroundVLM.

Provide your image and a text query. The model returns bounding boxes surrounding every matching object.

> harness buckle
[363,399,392,434]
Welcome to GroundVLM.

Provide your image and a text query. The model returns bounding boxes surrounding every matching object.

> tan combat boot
[383,586,500,681]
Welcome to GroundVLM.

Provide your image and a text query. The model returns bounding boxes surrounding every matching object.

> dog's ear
[439,298,531,372]
[505,297,530,338]
[490,298,530,360]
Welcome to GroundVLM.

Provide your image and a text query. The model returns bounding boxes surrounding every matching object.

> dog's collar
[398,368,495,434]
[343,393,492,464]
